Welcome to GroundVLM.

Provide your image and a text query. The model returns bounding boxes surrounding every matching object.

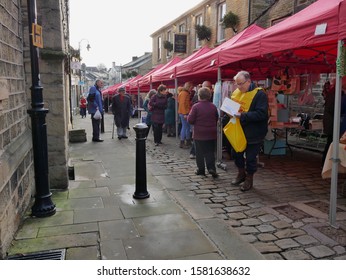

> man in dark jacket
[112,87,131,139]
[87,79,104,142]
[230,71,268,192]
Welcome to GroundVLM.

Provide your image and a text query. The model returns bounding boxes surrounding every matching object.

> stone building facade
[0,0,70,258]
[151,0,317,67]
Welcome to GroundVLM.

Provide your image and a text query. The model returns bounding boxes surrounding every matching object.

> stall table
[321,142,346,179]
[266,122,299,158]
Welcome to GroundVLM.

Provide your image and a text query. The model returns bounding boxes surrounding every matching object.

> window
[167,31,172,57]
[179,23,186,33]
[217,2,226,42]
[158,36,162,60]
[195,14,203,48]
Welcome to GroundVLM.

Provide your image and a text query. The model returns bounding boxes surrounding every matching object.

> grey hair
[234,71,251,81]
[198,87,211,101]
[147,89,157,99]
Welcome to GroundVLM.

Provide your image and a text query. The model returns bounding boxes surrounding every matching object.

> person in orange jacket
[177,81,193,148]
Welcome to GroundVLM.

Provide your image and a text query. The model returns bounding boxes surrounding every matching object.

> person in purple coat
[187,87,219,178]
[149,84,168,146]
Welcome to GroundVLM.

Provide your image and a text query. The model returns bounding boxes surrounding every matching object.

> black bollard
[133,123,150,199]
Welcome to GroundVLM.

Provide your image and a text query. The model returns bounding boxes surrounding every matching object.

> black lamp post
[27,0,56,217]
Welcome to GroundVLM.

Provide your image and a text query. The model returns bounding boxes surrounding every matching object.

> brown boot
[231,168,246,185]
[240,174,253,192]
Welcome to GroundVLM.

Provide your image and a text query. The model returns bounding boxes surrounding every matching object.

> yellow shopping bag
[223,118,247,152]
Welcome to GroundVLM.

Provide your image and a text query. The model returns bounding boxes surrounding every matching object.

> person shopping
[79,95,87,118]
[111,87,132,139]
[187,87,219,178]
[143,89,156,138]
[87,79,104,142]
[149,84,168,146]
[230,71,268,192]
[178,82,193,148]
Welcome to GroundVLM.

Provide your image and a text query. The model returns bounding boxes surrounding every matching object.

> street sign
[32,23,43,48]
[71,61,81,70]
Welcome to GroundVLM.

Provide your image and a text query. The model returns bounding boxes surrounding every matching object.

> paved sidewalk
[6,113,263,260]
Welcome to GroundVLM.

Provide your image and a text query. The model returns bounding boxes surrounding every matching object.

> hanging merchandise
[271,70,287,92]
[221,80,232,102]
[285,76,300,94]
[213,81,222,108]
[297,74,315,106]
[271,67,299,94]
[336,41,346,77]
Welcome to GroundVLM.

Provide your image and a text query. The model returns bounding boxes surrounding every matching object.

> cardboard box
[264,139,286,155]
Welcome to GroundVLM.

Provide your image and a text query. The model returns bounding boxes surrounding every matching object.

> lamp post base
[31,194,56,217]
[133,191,150,200]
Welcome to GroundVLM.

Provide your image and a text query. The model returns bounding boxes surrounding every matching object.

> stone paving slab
[123,229,217,260]
[8,232,99,255]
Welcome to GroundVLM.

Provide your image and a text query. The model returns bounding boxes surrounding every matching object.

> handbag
[93,109,102,120]
[223,117,247,152]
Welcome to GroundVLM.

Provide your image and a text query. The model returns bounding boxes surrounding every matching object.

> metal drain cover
[273,204,310,220]
[305,201,344,213]
[317,226,346,246]
[7,249,65,260]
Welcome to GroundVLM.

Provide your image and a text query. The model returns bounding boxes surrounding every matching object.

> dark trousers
[195,139,216,172]
[91,114,101,140]
[145,124,151,137]
[190,140,196,155]
[232,142,261,175]
[80,107,86,117]
[152,122,163,143]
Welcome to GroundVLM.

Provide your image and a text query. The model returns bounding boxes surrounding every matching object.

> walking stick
[112,117,115,139]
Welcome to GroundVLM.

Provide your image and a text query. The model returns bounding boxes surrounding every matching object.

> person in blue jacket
[87,79,104,142]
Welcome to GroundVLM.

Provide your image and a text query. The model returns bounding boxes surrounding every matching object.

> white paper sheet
[220,97,240,116]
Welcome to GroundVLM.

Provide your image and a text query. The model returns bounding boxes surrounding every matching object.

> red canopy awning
[151,46,212,85]
[136,64,164,91]
[102,82,122,96]
[175,24,264,82]
[218,0,345,77]
[137,57,182,91]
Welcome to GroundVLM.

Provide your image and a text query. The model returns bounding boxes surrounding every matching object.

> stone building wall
[151,0,277,67]
[0,0,34,258]
[0,0,70,258]
[22,0,70,190]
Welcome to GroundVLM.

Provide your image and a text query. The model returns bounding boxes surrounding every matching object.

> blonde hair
[183,81,193,91]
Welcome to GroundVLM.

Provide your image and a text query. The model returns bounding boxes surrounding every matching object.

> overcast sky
[69,0,202,69]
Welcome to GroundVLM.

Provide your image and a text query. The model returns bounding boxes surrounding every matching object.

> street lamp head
[86,44,91,51]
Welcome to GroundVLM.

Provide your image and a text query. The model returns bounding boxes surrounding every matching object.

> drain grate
[305,201,345,213]
[7,249,65,260]
[273,204,310,220]
[317,226,346,246]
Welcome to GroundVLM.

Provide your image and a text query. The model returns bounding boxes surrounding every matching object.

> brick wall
[0,0,34,258]
[0,0,70,258]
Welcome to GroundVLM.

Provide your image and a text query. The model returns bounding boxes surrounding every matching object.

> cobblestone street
[143,127,346,260]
